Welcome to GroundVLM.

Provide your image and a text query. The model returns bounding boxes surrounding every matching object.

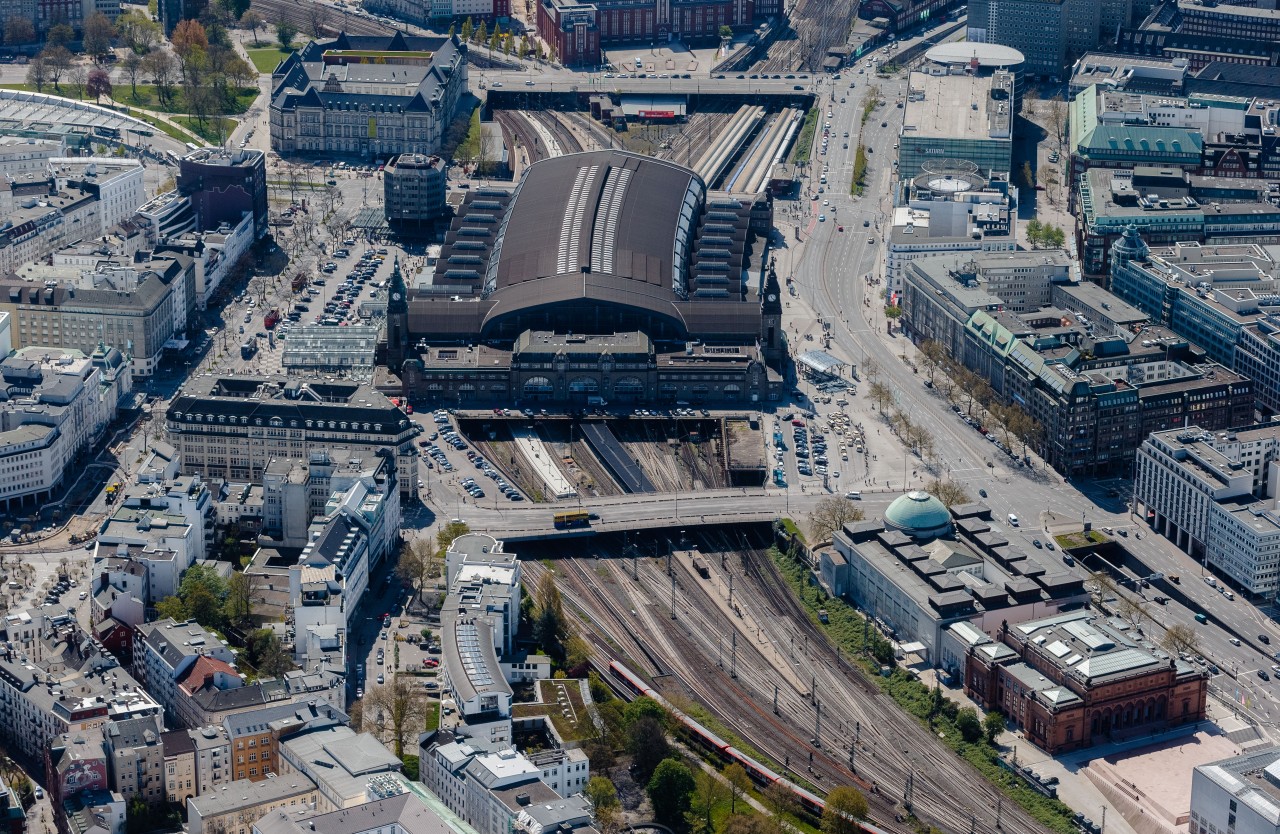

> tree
[534,571,568,661]
[362,678,429,756]
[868,380,893,411]
[246,628,293,677]
[307,2,329,37]
[240,9,265,44]
[121,51,142,96]
[822,786,868,834]
[955,707,982,743]
[154,594,187,621]
[690,768,727,834]
[223,571,259,628]
[41,46,73,91]
[723,763,751,814]
[143,49,176,103]
[82,12,117,59]
[275,20,297,49]
[3,16,34,45]
[25,55,47,92]
[475,20,487,46]
[85,67,112,102]
[646,759,695,827]
[924,478,970,507]
[116,9,160,53]
[67,62,88,98]
[1021,160,1034,190]
[1162,623,1200,657]
[1025,218,1043,248]
[718,24,732,39]
[400,754,419,781]
[623,695,668,728]
[1115,594,1148,629]
[982,710,1005,744]
[807,497,865,544]
[172,19,208,82]
[436,519,469,553]
[460,17,473,42]
[762,781,798,825]
[626,716,670,783]
[584,777,620,833]
[46,22,73,48]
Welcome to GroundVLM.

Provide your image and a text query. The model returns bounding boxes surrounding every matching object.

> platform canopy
[797,350,846,375]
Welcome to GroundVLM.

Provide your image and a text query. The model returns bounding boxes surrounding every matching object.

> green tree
[223,571,259,628]
[46,22,74,48]
[623,695,667,728]
[116,9,160,53]
[718,24,732,39]
[3,16,34,45]
[475,20,487,45]
[534,571,567,661]
[1020,160,1034,190]
[723,763,751,814]
[154,594,187,621]
[247,628,294,677]
[647,759,695,827]
[275,20,297,49]
[1025,218,1043,248]
[955,707,982,743]
[982,710,1005,744]
[585,777,620,833]
[627,716,670,783]
[822,786,869,834]
[460,17,473,42]
[400,754,420,781]
[690,768,726,834]
[81,12,116,59]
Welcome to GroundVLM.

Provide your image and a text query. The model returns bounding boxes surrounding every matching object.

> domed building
[883,490,953,540]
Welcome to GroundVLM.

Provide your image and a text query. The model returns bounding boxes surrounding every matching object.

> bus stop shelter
[797,350,848,380]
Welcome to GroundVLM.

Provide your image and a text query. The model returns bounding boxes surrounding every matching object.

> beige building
[186,775,318,834]
[104,717,165,804]
[0,252,195,377]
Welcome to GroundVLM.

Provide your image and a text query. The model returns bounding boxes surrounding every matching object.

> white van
[1007,513,1020,527]
[845,490,861,500]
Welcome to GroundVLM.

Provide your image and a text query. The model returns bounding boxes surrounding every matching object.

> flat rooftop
[903,71,1014,141]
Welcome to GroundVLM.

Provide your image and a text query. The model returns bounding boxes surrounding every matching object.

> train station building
[381,150,786,408]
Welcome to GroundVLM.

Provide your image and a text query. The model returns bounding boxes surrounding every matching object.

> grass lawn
[1054,530,1109,549]
[0,83,258,116]
[175,115,237,144]
[131,110,205,145]
[247,46,293,74]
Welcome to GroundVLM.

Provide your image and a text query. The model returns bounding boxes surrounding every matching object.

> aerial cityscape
[0,0,1274,834]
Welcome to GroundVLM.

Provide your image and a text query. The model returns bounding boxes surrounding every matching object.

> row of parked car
[465,450,525,501]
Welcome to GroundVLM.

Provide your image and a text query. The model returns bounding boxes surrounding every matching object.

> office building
[165,375,419,496]
[537,0,601,67]
[1109,230,1280,416]
[50,159,145,238]
[897,70,1014,181]
[186,775,319,834]
[885,184,1018,293]
[1191,747,1280,834]
[966,0,1105,76]
[1068,53,1188,99]
[177,148,268,242]
[1134,424,1280,596]
[0,345,132,511]
[383,154,447,231]
[961,610,1207,753]
[253,791,485,834]
[0,137,65,178]
[822,495,1089,669]
[1076,166,1280,277]
[277,726,406,812]
[269,34,467,161]
[900,251,1254,474]
[0,251,196,377]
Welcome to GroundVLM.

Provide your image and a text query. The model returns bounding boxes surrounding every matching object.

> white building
[1134,424,1280,595]
[1191,746,1280,834]
[50,158,146,237]
[132,619,237,726]
[0,610,162,761]
[885,196,1017,293]
[0,137,66,178]
[158,211,256,309]
[0,345,132,511]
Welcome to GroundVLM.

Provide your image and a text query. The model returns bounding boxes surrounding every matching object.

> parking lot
[418,410,530,506]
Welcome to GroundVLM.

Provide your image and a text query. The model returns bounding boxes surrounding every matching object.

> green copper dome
[884,490,953,540]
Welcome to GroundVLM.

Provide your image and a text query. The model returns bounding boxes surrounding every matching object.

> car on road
[1262,634,1272,644]
[978,488,987,498]
[818,214,826,222]
[1261,669,1271,681]
[1231,637,1242,646]
[377,673,384,684]
[837,226,843,232]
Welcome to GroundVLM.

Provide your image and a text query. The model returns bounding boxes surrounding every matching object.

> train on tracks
[608,660,893,834]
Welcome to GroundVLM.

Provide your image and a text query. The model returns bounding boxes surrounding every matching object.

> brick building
[960,610,1207,753]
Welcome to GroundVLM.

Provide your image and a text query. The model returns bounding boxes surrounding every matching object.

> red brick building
[961,611,1207,754]
[538,0,770,66]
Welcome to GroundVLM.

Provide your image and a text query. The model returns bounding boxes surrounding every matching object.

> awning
[163,338,190,350]
[798,350,845,374]
[899,641,927,654]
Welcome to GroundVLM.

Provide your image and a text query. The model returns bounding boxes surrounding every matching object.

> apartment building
[223,699,346,784]
[186,775,319,834]
[103,716,165,804]
[133,619,237,728]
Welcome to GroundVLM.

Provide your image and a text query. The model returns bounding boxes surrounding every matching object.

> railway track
[249,0,395,37]
[548,536,1056,834]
